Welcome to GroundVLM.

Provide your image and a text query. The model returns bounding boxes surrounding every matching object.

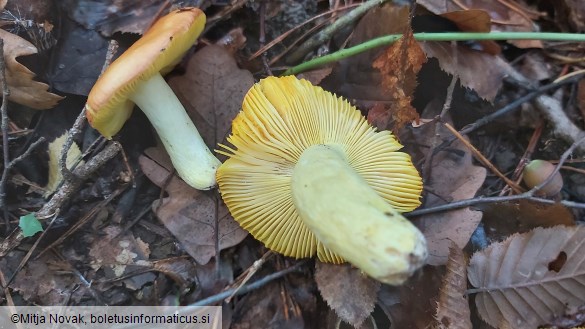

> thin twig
[58,110,86,182]
[432,73,585,156]
[0,142,122,258]
[286,0,389,63]
[422,51,458,181]
[0,38,10,232]
[443,123,524,193]
[249,3,359,61]
[58,40,119,183]
[35,184,128,259]
[258,2,272,76]
[407,136,585,217]
[225,251,275,303]
[191,260,307,306]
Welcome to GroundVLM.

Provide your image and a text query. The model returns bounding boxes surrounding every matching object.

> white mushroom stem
[291,144,427,285]
[131,73,221,190]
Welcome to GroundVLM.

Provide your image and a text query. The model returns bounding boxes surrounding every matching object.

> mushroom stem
[131,73,221,190]
[291,144,427,285]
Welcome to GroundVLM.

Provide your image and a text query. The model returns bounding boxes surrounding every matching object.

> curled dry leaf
[434,243,472,329]
[315,261,380,328]
[468,225,585,329]
[0,28,63,109]
[321,4,410,106]
[371,28,425,132]
[139,147,247,265]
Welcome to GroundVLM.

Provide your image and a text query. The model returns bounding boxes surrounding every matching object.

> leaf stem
[284,32,585,75]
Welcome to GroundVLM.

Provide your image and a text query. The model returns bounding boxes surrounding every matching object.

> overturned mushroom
[85,8,221,190]
[217,76,427,285]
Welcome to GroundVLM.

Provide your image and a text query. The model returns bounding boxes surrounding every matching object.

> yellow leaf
[44,133,83,197]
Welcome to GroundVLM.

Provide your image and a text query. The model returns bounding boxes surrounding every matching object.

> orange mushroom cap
[85,8,206,138]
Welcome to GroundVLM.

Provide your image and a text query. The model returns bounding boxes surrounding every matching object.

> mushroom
[217,76,427,285]
[85,8,221,190]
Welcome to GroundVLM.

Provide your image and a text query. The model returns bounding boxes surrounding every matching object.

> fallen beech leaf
[10,254,79,304]
[420,42,513,101]
[139,147,247,265]
[168,44,254,150]
[414,121,487,265]
[468,225,585,329]
[440,10,500,55]
[315,262,380,327]
[381,265,445,328]
[479,200,575,242]
[297,67,333,85]
[372,29,425,132]
[321,4,410,106]
[0,28,62,109]
[417,0,542,48]
[434,243,472,329]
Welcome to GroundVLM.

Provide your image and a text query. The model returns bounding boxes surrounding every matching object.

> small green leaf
[19,213,43,237]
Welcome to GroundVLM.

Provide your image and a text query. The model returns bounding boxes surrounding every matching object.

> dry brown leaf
[168,44,254,151]
[417,0,542,48]
[468,225,585,329]
[372,29,425,132]
[10,254,80,304]
[139,147,247,265]
[479,200,575,242]
[414,121,486,265]
[231,276,309,329]
[440,10,500,55]
[434,243,472,329]
[315,262,380,328]
[321,4,410,105]
[297,67,333,85]
[0,28,62,109]
[558,0,585,31]
[381,265,445,329]
[420,41,513,101]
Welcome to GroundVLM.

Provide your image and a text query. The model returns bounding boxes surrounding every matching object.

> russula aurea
[523,159,563,197]
[85,8,221,190]
[216,76,427,285]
